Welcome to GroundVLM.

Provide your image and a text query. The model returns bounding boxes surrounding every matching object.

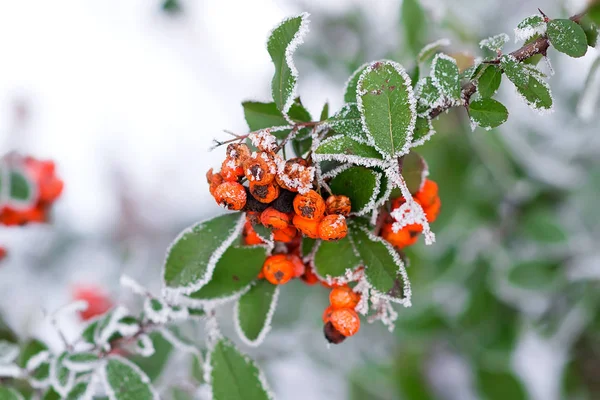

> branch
[428,12,586,120]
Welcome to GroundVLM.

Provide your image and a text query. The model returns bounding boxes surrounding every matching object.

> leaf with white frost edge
[163,213,245,295]
[357,60,417,158]
[501,55,553,113]
[314,135,385,169]
[101,356,158,400]
[65,378,94,400]
[327,103,369,143]
[343,62,370,103]
[348,224,412,305]
[0,340,19,364]
[431,54,461,102]
[63,353,100,373]
[329,166,382,216]
[50,353,76,397]
[135,335,155,358]
[411,117,435,148]
[417,38,451,64]
[479,33,509,52]
[144,297,170,324]
[159,327,200,355]
[234,280,279,347]
[415,77,443,111]
[469,98,509,130]
[515,15,546,42]
[267,13,310,121]
[209,339,273,400]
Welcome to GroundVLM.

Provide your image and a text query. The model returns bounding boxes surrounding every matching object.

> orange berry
[213,182,247,210]
[0,247,6,261]
[318,214,348,241]
[249,182,280,204]
[245,211,262,225]
[325,195,352,216]
[262,254,294,285]
[244,152,276,185]
[243,222,264,246]
[226,143,251,168]
[206,168,224,196]
[391,196,405,210]
[292,214,320,239]
[322,305,335,324]
[301,266,319,285]
[257,269,265,279]
[275,158,313,193]
[286,254,305,277]
[381,223,421,248]
[323,322,346,344]
[329,286,360,309]
[221,158,244,181]
[415,179,438,208]
[424,196,441,223]
[260,207,291,230]
[272,225,297,243]
[293,190,325,220]
[329,308,360,337]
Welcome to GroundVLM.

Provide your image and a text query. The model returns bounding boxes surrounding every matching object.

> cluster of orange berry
[322,285,362,344]
[381,179,441,249]
[0,156,64,226]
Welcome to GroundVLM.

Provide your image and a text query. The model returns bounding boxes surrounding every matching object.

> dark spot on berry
[249,164,264,181]
[274,270,284,281]
[408,229,420,238]
[324,322,346,344]
[272,189,295,213]
[299,205,315,218]
[252,184,269,199]
[244,188,270,212]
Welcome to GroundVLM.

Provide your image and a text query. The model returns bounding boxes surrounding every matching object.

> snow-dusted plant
[1,7,598,400]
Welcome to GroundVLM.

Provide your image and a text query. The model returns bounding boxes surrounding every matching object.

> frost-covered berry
[244,152,277,184]
[260,207,291,230]
[249,129,278,153]
[262,254,294,285]
[226,143,251,168]
[213,181,247,210]
[415,179,439,208]
[272,225,297,243]
[221,158,244,181]
[206,168,224,196]
[323,321,346,344]
[381,222,422,248]
[325,195,352,216]
[249,182,280,204]
[322,305,334,323]
[329,308,360,337]
[293,190,325,220]
[243,221,265,246]
[276,158,314,194]
[318,214,347,241]
[73,285,113,321]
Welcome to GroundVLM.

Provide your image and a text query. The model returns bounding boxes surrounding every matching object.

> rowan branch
[429,11,586,120]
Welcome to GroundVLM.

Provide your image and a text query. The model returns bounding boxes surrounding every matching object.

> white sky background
[0,0,598,399]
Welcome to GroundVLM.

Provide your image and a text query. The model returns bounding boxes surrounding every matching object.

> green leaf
[64,352,99,372]
[103,356,157,399]
[327,103,367,142]
[7,168,35,207]
[469,98,509,129]
[357,61,417,158]
[590,4,600,26]
[479,33,509,52]
[0,387,24,400]
[50,352,75,396]
[395,348,436,400]
[314,135,383,167]
[163,213,244,292]
[65,380,90,400]
[344,63,369,103]
[329,167,380,215]
[130,332,173,382]
[0,341,19,364]
[210,339,271,400]
[319,102,329,120]
[401,151,427,194]
[267,13,309,114]
[348,224,411,304]
[242,101,311,138]
[235,280,278,346]
[417,38,450,64]
[547,19,588,58]
[476,369,526,400]
[477,65,502,98]
[508,260,560,290]
[411,117,434,146]
[515,15,546,42]
[301,237,316,257]
[401,0,426,56]
[581,16,599,47]
[431,54,461,101]
[501,56,553,112]
[314,237,361,279]
[187,245,266,302]
[18,339,48,368]
[415,77,442,109]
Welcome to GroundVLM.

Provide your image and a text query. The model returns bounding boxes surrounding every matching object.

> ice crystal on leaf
[515,15,547,42]
[479,33,510,52]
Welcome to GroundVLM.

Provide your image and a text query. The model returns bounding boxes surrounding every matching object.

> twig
[428,12,586,120]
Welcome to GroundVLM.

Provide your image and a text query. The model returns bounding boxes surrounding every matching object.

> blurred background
[0,0,599,399]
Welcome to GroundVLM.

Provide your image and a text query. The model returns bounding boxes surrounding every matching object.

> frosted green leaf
[327,103,367,142]
[431,54,461,101]
[477,65,502,98]
[242,101,311,138]
[102,356,157,400]
[401,151,428,194]
[235,280,278,346]
[65,380,90,400]
[411,117,435,147]
[515,15,546,42]
[314,237,361,279]
[357,60,417,158]
[479,33,509,52]
[0,387,23,400]
[547,19,588,58]
[417,39,450,64]
[329,167,381,215]
[315,135,382,162]
[163,213,244,293]
[267,13,310,116]
[469,98,509,130]
[348,224,411,304]
[187,245,265,302]
[210,339,272,400]
[501,55,553,112]
[415,77,442,109]
[344,63,369,103]
[0,341,19,364]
